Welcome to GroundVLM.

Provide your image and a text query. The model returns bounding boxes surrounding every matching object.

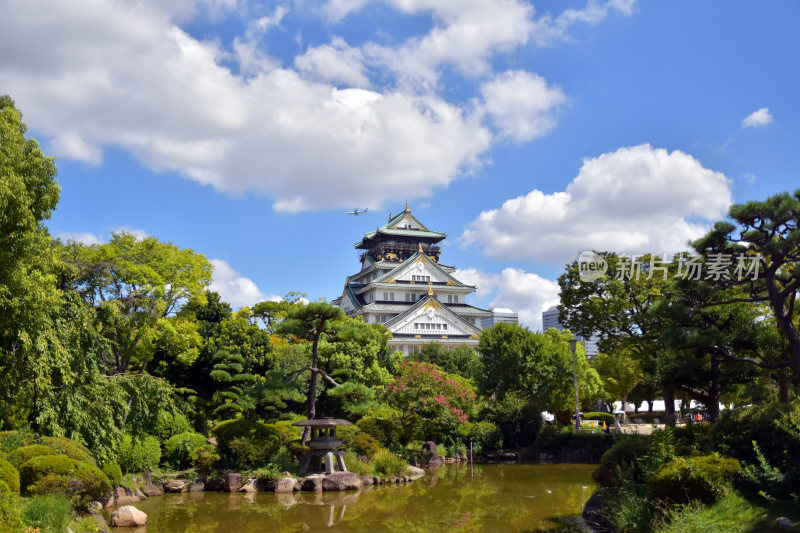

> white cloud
[210,258,268,308]
[479,70,567,142]
[57,232,103,245]
[1,0,635,212]
[462,144,732,263]
[0,0,494,212]
[295,37,371,87]
[742,107,773,128]
[111,226,149,241]
[457,267,560,330]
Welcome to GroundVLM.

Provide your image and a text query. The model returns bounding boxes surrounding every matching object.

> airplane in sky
[347,208,368,216]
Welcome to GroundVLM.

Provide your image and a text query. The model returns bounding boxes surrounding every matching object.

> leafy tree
[592,350,644,420]
[209,350,257,420]
[477,323,601,415]
[275,302,356,441]
[691,190,800,382]
[317,316,394,387]
[411,343,484,380]
[251,291,306,333]
[384,361,476,442]
[0,96,64,429]
[62,233,212,374]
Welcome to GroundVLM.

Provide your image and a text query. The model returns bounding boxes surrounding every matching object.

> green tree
[591,350,643,420]
[410,343,484,380]
[62,233,212,374]
[691,190,800,387]
[209,350,257,420]
[0,95,65,430]
[275,302,356,441]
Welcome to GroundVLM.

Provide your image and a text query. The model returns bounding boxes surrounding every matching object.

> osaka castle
[333,203,491,355]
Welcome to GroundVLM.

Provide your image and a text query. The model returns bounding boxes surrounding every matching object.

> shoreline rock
[111,505,147,527]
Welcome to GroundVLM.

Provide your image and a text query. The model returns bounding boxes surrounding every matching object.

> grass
[656,489,800,533]
[23,494,72,533]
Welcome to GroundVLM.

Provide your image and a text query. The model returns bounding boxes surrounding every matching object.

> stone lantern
[292,416,353,475]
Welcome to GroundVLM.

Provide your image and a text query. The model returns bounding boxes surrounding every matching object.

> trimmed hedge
[9,445,58,469]
[650,454,741,504]
[101,462,123,487]
[338,426,382,458]
[41,437,96,466]
[153,411,193,442]
[0,457,20,495]
[211,419,275,446]
[117,435,161,474]
[0,430,37,453]
[188,445,220,475]
[583,412,615,425]
[593,436,651,487]
[19,455,111,507]
[212,419,278,468]
[163,432,208,469]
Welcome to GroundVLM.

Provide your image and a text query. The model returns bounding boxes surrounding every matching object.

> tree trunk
[303,332,322,444]
[663,386,676,426]
[777,367,790,404]
[707,355,721,422]
[647,399,653,413]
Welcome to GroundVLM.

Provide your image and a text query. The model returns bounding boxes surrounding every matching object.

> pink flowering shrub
[384,361,477,442]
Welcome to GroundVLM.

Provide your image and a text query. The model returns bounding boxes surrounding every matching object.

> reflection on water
[128,463,597,532]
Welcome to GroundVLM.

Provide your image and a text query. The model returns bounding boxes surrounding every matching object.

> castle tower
[333,204,491,355]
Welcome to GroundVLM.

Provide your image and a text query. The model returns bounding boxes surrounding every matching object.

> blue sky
[3,0,798,327]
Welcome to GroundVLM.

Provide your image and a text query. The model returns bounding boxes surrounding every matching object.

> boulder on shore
[301,475,324,492]
[111,505,148,527]
[408,466,425,480]
[225,473,243,492]
[422,441,444,466]
[142,482,163,497]
[322,472,362,491]
[360,474,374,486]
[164,479,191,493]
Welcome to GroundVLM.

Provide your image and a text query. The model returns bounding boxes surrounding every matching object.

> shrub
[264,420,303,446]
[0,481,25,530]
[0,458,20,495]
[594,437,652,487]
[458,421,503,452]
[189,445,220,475]
[163,432,208,470]
[23,494,72,532]
[286,442,309,462]
[488,392,542,448]
[370,449,409,477]
[356,415,395,446]
[212,419,278,467]
[0,429,37,453]
[583,412,615,425]
[19,455,111,508]
[101,462,123,487]
[8,445,58,469]
[117,434,161,474]
[338,427,382,458]
[41,436,97,466]
[153,410,193,442]
[537,430,616,462]
[344,451,369,476]
[650,454,742,504]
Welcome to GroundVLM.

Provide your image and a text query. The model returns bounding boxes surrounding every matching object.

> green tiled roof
[372,251,473,288]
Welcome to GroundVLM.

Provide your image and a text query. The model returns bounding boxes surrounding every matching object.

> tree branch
[286,366,313,383]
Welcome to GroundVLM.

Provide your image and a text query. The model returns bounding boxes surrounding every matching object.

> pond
[127,463,598,532]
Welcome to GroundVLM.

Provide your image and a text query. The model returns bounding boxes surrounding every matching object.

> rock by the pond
[322,472,362,491]
[775,517,796,529]
[164,479,191,493]
[142,470,151,483]
[372,476,381,485]
[135,487,147,499]
[360,474,374,486]
[92,512,110,533]
[408,466,425,480]
[301,475,324,492]
[274,477,296,493]
[225,473,243,492]
[113,485,140,505]
[111,505,148,527]
[422,441,444,466]
[87,501,103,513]
[239,479,258,493]
[582,490,612,532]
[189,480,205,492]
[142,482,163,497]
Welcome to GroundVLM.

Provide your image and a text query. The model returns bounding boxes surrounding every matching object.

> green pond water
[126,463,597,532]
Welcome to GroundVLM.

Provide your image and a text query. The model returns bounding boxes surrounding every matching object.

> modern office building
[481,307,519,329]
[541,305,600,358]
[333,203,491,355]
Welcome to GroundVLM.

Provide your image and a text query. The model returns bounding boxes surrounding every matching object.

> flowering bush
[384,361,476,442]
